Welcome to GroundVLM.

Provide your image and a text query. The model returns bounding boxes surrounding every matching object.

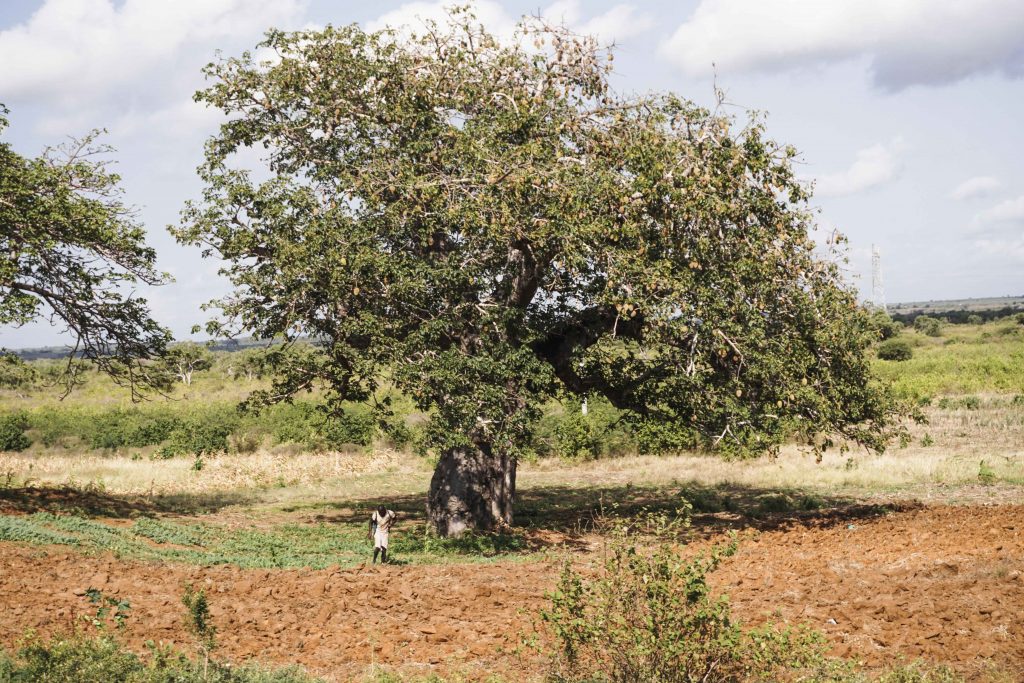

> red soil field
[1,504,1021,681]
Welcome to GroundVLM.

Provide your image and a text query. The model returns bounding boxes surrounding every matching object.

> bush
[936,396,981,410]
[88,408,182,450]
[553,407,600,460]
[966,314,983,325]
[317,409,377,449]
[256,401,377,451]
[0,633,321,682]
[913,315,942,337]
[158,406,239,458]
[535,397,637,459]
[542,524,828,682]
[877,339,913,361]
[0,412,31,452]
[869,310,903,340]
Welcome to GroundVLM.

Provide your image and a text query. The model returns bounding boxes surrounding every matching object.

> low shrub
[936,396,981,410]
[0,412,31,452]
[913,315,942,337]
[869,310,903,340]
[535,397,638,459]
[542,525,828,682]
[158,406,240,458]
[0,633,321,682]
[877,338,913,361]
[317,408,377,449]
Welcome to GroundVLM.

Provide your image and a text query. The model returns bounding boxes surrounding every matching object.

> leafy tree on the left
[0,105,171,397]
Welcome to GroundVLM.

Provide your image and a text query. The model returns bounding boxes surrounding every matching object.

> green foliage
[913,316,942,337]
[0,105,170,397]
[869,310,903,340]
[936,396,981,410]
[871,329,1024,401]
[876,662,965,683]
[0,511,535,569]
[162,342,214,386]
[632,419,699,456]
[0,353,35,392]
[182,584,217,656]
[86,408,180,450]
[877,338,913,361]
[158,406,240,457]
[552,406,600,460]
[0,632,322,682]
[0,412,31,451]
[966,314,983,325]
[978,460,997,485]
[84,588,131,631]
[542,530,828,682]
[174,9,905,536]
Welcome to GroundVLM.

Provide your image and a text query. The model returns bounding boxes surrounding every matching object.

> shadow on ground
[312,481,922,550]
[0,486,253,518]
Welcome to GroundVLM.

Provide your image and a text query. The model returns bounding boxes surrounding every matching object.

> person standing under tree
[369,505,397,564]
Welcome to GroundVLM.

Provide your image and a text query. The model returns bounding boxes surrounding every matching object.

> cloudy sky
[2,0,1023,348]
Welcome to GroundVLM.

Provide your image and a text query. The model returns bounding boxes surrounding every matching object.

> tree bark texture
[427,440,516,537]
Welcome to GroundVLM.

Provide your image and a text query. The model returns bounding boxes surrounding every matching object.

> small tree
[0,106,170,397]
[162,342,213,386]
[0,353,36,395]
[231,347,269,381]
[177,10,906,535]
[868,309,902,340]
[181,584,216,676]
[913,315,942,337]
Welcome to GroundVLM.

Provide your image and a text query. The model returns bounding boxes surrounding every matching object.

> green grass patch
[872,327,1024,401]
[0,511,535,569]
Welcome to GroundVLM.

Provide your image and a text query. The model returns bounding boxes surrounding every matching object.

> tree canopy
[176,10,906,534]
[0,106,170,396]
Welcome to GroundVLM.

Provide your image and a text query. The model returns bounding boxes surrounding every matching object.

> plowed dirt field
[2,504,1022,681]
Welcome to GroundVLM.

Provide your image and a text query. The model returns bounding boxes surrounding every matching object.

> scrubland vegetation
[1,7,1021,678]
[0,315,1022,681]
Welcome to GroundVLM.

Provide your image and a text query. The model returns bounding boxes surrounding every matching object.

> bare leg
[373,547,380,564]
[381,547,388,564]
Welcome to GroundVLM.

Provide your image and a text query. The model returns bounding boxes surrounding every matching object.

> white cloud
[0,0,305,108]
[973,195,1024,232]
[366,1,517,39]
[951,176,1003,201]
[544,1,654,44]
[972,234,1024,263]
[813,139,904,197]
[367,0,652,45]
[660,0,1024,91]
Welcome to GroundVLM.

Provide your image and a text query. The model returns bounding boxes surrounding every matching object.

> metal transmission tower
[871,245,887,313]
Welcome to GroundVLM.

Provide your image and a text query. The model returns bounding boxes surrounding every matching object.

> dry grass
[1,400,1021,510]
[523,398,1024,494]
[0,448,424,497]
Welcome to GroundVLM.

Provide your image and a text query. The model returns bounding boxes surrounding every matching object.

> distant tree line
[889,306,1024,326]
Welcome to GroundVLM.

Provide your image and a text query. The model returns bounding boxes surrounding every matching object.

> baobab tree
[175,10,904,535]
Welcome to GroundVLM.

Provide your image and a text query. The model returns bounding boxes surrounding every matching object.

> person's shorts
[373,529,389,550]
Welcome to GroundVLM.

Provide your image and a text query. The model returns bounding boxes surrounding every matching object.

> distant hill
[887,295,1024,314]
[886,295,1024,325]
[7,336,276,361]
[8,295,1023,360]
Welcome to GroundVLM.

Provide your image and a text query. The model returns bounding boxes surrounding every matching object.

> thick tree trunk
[426,439,516,537]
